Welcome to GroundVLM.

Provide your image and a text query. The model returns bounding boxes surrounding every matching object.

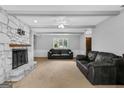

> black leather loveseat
[76,51,124,85]
[48,49,73,59]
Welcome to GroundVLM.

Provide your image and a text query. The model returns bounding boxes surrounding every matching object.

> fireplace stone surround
[0,43,37,83]
[0,7,37,84]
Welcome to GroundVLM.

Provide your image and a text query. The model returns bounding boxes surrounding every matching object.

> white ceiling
[16,16,110,26]
[1,5,123,34]
[1,5,122,11]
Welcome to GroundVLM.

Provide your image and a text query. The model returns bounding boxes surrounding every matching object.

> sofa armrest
[69,51,73,55]
[88,62,117,84]
[76,55,87,60]
[48,51,52,56]
[48,51,52,54]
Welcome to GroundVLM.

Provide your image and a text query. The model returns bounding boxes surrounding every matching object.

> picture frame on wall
[53,38,69,49]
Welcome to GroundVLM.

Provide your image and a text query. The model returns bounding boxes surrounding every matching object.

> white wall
[34,34,85,57]
[80,34,86,54]
[93,10,124,56]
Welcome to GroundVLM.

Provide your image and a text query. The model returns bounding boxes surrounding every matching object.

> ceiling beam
[35,32,84,35]
[32,27,87,34]
[31,25,96,29]
[7,11,120,16]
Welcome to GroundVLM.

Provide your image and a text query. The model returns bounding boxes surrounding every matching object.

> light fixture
[55,16,69,29]
[85,29,92,35]
[85,31,92,35]
[58,24,64,29]
[34,20,38,23]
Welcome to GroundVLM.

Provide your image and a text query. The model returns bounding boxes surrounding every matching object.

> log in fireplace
[12,49,28,69]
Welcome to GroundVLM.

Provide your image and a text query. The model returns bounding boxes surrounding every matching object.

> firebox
[12,49,28,69]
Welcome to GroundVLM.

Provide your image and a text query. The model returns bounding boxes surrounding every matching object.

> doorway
[86,37,92,55]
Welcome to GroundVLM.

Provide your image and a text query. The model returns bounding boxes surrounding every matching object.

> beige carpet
[13,58,124,88]
[13,59,93,88]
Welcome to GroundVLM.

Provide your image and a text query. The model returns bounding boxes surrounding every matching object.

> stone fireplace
[9,46,37,82]
[0,7,37,84]
[12,49,28,69]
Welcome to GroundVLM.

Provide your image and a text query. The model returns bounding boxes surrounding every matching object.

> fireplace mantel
[9,44,31,47]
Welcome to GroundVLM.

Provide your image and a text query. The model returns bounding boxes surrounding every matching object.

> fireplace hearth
[12,49,28,69]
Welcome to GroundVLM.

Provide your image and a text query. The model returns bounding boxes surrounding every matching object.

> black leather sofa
[76,51,124,85]
[48,49,73,59]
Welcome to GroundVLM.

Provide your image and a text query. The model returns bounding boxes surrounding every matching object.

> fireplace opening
[12,49,28,69]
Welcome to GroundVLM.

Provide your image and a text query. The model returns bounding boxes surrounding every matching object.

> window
[53,38,69,49]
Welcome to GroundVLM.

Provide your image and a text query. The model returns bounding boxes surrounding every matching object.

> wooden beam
[9,44,31,47]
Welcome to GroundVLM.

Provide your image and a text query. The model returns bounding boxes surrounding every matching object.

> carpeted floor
[13,58,124,88]
[13,58,93,88]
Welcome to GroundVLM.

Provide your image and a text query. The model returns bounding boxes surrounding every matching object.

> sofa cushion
[76,55,87,61]
[95,52,117,63]
[88,51,98,61]
[61,54,69,56]
[61,49,69,54]
[52,50,61,54]
[52,54,61,56]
